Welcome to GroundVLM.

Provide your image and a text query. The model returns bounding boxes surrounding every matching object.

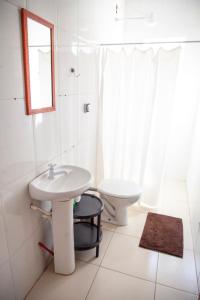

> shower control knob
[83,103,91,113]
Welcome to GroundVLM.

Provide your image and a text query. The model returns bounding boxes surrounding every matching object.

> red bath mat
[139,212,183,257]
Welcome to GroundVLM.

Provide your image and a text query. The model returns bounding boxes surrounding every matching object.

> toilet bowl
[98,179,142,226]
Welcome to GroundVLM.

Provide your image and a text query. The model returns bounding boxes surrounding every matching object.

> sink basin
[29,165,92,275]
[29,165,92,201]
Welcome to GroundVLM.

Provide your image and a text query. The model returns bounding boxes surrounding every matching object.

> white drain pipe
[30,204,52,217]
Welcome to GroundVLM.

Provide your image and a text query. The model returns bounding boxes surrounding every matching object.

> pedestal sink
[29,165,91,275]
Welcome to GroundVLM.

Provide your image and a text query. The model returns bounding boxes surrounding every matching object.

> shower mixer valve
[83,103,91,113]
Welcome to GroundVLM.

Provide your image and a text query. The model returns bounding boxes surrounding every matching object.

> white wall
[77,0,200,45]
[187,101,200,291]
[164,44,200,180]
[123,0,200,43]
[0,0,98,299]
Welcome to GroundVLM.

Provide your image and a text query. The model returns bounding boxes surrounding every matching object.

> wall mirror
[21,9,55,115]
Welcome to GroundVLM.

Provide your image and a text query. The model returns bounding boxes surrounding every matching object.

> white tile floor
[26,181,199,300]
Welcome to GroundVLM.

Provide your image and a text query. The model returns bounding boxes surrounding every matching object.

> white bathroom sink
[29,165,92,275]
[29,165,91,201]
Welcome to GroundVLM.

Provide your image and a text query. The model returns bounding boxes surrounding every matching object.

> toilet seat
[98,179,142,226]
[98,179,141,199]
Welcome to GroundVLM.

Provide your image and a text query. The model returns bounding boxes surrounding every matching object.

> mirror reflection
[28,18,52,109]
[21,9,55,115]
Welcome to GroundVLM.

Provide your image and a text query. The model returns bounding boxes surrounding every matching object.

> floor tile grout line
[100,221,160,291]
[101,223,117,233]
[99,230,116,267]
[156,282,199,296]
[100,265,156,285]
[84,229,115,300]
[84,265,101,300]
[114,231,145,239]
[100,262,199,296]
[154,253,159,300]
[24,259,53,299]
[101,228,116,234]
[79,228,158,285]
[105,231,161,256]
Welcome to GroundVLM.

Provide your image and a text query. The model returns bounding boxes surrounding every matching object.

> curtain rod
[100,40,200,46]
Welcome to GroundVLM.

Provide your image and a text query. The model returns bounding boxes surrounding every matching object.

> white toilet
[98,179,142,226]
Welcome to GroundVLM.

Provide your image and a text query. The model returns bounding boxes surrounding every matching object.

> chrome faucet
[48,163,67,180]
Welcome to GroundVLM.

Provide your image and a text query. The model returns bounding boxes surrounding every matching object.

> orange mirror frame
[21,9,56,115]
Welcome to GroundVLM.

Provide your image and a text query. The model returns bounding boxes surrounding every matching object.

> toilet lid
[98,179,142,199]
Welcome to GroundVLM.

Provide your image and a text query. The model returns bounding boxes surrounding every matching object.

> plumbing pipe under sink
[38,242,54,256]
[30,203,52,216]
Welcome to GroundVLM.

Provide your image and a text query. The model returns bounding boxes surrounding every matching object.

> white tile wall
[77,0,97,45]
[78,47,99,95]
[26,0,58,24]
[0,0,99,298]
[2,172,39,256]
[76,139,97,179]
[11,231,46,300]
[77,0,200,45]
[77,0,124,46]
[78,94,98,141]
[0,100,35,188]
[6,0,26,7]
[0,229,9,272]
[57,0,78,46]
[0,200,10,266]
[58,96,79,153]
[187,100,200,294]
[0,260,15,300]
[32,111,61,168]
[61,148,76,165]
[57,47,78,96]
[0,1,24,100]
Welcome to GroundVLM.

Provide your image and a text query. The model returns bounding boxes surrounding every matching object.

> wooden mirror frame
[21,9,56,115]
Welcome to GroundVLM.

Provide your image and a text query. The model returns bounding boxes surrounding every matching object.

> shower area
[95,40,200,284]
[97,42,200,203]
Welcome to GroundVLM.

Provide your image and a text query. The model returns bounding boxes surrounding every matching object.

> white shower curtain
[97,46,181,207]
